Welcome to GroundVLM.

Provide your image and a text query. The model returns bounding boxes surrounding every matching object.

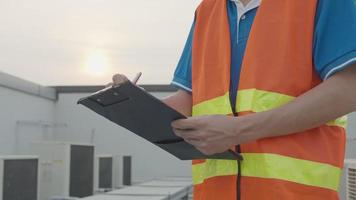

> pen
[132,72,142,84]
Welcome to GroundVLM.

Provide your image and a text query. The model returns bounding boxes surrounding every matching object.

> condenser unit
[94,155,114,192]
[346,159,356,200]
[0,155,39,200]
[31,142,94,200]
[113,155,132,188]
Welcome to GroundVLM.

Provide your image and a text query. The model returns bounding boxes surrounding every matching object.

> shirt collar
[230,0,261,14]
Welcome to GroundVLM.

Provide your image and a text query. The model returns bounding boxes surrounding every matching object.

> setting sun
[85,49,110,76]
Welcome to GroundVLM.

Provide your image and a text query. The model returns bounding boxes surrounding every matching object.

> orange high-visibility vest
[191,0,347,200]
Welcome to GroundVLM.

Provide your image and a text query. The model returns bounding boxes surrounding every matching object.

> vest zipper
[233,111,242,200]
[231,92,241,200]
[230,93,242,200]
[236,144,242,200]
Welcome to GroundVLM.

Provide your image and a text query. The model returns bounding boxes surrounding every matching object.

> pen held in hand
[132,72,142,84]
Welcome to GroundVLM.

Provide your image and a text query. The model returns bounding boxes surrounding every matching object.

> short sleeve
[313,0,356,80]
[171,21,195,92]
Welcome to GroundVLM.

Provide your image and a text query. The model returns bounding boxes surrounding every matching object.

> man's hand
[171,115,255,155]
[107,73,141,87]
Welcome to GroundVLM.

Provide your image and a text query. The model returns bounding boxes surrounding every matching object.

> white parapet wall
[0,71,56,100]
[0,71,56,155]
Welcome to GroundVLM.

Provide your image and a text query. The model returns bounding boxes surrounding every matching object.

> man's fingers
[176,132,206,149]
[184,138,202,147]
[112,74,129,86]
[196,147,214,156]
[171,118,203,130]
[173,128,201,140]
[105,82,113,88]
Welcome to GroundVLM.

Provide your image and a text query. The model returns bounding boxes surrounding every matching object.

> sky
[0,0,201,86]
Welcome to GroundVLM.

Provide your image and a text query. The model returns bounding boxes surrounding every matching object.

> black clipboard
[78,81,242,161]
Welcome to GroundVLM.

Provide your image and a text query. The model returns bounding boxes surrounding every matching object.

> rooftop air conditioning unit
[113,155,132,188]
[31,142,94,200]
[94,155,114,193]
[346,159,356,200]
[0,155,39,200]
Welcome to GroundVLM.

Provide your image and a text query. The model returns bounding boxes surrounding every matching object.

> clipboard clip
[89,89,130,107]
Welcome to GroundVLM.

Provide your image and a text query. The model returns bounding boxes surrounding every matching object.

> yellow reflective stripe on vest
[192,88,347,128]
[192,153,341,191]
[327,115,348,128]
[236,89,293,112]
[192,92,232,116]
[236,89,347,128]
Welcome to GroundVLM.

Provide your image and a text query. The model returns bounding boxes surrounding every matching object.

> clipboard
[78,81,242,161]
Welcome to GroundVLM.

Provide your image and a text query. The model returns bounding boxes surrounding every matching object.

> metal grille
[348,165,356,200]
[99,157,113,189]
[3,159,38,200]
[69,145,94,198]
